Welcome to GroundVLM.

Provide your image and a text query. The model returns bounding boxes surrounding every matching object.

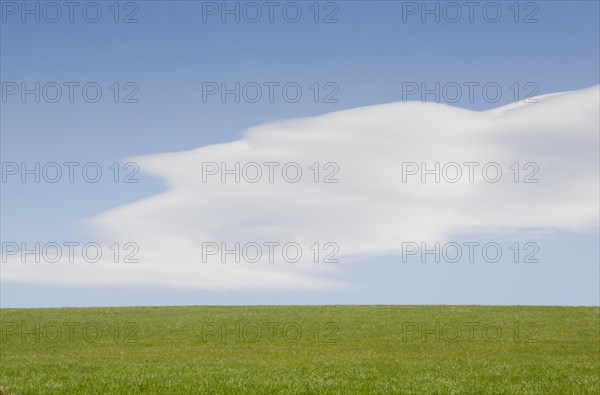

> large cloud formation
[2,86,598,290]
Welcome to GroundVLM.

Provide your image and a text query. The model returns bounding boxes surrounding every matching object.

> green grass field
[0,305,598,394]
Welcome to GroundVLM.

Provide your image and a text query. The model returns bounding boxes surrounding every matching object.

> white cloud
[3,86,598,290]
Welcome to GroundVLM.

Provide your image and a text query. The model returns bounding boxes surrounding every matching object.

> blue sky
[1,0,599,307]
